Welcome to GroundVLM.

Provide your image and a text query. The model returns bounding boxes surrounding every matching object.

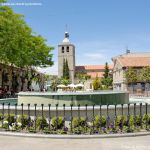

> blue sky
[7,0,150,74]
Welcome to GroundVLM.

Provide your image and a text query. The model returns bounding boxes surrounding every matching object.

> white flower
[9,125,12,130]
[3,121,8,124]
[17,122,22,126]
[12,123,15,127]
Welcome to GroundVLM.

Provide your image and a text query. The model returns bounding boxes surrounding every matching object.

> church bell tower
[58,32,75,83]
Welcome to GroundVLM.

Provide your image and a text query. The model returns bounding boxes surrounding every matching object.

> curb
[0,131,149,139]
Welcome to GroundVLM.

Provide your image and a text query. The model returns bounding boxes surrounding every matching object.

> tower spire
[63,25,70,43]
[65,24,69,39]
[65,24,68,32]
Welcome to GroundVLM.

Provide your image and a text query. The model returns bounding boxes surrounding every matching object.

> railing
[0,103,149,134]
[129,90,150,97]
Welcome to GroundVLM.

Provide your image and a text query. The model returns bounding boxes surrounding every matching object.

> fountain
[18,91,129,106]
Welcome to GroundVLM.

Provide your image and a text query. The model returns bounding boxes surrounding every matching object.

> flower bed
[0,113,149,135]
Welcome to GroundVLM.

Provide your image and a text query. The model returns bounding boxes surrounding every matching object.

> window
[67,46,69,52]
[62,47,64,53]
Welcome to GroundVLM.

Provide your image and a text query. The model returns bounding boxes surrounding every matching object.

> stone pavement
[0,135,149,150]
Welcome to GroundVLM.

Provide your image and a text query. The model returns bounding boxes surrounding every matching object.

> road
[0,135,150,150]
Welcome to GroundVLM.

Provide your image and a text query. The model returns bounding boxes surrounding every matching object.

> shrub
[51,117,64,129]
[5,114,16,125]
[72,126,86,134]
[143,114,150,125]
[72,117,86,128]
[3,121,8,129]
[36,117,48,130]
[123,125,134,133]
[115,116,128,127]
[129,115,144,127]
[135,115,142,126]
[129,115,134,126]
[17,115,31,128]
[28,127,36,133]
[94,115,106,128]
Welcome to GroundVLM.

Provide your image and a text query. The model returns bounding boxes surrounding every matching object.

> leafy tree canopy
[125,67,138,83]
[139,67,150,82]
[103,62,109,79]
[93,75,102,90]
[75,71,91,83]
[63,59,69,80]
[0,4,54,68]
[101,62,113,89]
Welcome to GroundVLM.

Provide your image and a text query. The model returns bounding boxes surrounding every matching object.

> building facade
[58,32,75,83]
[58,32,113,88]
[75,65,113,79]
[112,52,150,93]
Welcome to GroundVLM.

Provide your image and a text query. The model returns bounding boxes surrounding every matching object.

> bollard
[100,105,102,130]
[121,104,124,131]
[15,103,18,130]
[27,104,30,130]
[34,104,37,131]
[48,104,51,130]
[92,104,95,133]
[70,104,73,133]
[21,103,24,130]
[140,103,142,128]
[145,103,148,129]
[41,104,44,130]
[106,104,109,129]
[114,104,117,128]
[134,103,136,129]
[85,104,88,132]
[127,103,130,129]
[7,103,10,130]
[56,104,58,130]
[78,104,80,132]
[2,103,4,128]
[63,104,66,130]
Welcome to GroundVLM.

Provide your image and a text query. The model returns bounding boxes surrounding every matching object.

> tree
[63,58,66,79]
[75,71,91,83]
[101,78,113,89]
[60,78,70,86]
[0,0,6,3]
[139,67,150,83]
[125,67,138,83]
[50,76,61,91]
[0,2,54,90]
[93,75,102,90]
[65,59,70,79]
[0,4,53,68]
[63,59,69,79]
[101,62,113,89]
[125,67,138,92]
[103,62,109,78]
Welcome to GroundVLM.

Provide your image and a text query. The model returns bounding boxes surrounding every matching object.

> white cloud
[84,53,105,60]
[75,40,119,65]
[37,62,58,75]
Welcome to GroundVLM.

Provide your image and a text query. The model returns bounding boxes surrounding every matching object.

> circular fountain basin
[18,91,129,106]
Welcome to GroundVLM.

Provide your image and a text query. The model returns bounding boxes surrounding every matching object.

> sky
[6,0,150,75]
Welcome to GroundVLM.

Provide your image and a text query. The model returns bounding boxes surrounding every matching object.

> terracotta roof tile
[118,57,150,67]
[75,65,113,71]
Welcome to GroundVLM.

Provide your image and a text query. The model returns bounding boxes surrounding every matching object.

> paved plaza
[0,135,149,150]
